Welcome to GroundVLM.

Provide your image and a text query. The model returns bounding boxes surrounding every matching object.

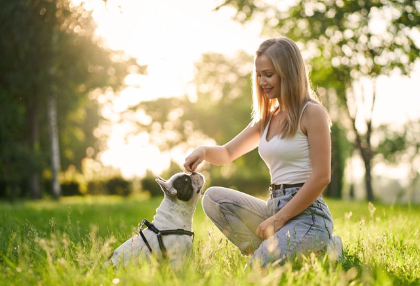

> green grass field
[1,195,419,286]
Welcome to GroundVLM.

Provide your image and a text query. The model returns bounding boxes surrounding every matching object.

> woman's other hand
[255,215,284,240]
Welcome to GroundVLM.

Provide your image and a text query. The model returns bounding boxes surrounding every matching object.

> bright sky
[83,0,420,180]
[84,0,264,178]
[91,0,262,99]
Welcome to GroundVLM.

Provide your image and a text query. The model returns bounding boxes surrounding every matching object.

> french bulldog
[108,172,205,268]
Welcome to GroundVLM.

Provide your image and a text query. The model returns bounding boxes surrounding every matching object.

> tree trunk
[48,89,61,199]
[361,151,374,202]
[341,79,377,201]
[326,123,344,198]
[353,132,375,202]
[27,100,41,199]
[49,30,61,200]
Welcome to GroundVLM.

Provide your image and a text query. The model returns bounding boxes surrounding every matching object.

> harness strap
[139,228,153,253]
[161,229,194,237]
[138,219,194,259]
[156,233,167,257]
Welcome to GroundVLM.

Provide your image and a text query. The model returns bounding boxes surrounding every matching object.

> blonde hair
[252,37,323,138]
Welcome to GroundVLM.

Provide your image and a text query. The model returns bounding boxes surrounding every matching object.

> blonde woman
[184,37,342,266]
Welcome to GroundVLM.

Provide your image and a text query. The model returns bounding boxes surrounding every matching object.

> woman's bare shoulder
[305,101,327,117]
[301,102,330,134]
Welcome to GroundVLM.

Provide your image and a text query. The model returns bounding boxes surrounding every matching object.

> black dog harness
[138,219,194,259]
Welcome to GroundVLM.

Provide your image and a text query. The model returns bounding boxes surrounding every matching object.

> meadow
[1,195,419,286]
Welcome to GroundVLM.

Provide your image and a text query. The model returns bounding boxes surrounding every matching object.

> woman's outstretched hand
[184,147,205,173]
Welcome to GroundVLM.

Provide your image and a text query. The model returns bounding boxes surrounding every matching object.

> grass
[0,195,419,286]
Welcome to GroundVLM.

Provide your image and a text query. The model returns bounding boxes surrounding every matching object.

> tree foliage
[218,0,420,200]
[0,0,140,199]
[131,50,348,197]
[132,52,271,195]
[376,120,420,201]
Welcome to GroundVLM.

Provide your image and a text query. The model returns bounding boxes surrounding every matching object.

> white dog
[109,172,205,268]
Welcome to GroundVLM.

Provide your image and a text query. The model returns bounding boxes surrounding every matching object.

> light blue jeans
[202,186,334,266]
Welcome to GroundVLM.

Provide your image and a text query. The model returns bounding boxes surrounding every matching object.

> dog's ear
[172,175,194,202]
[156,177,177,196]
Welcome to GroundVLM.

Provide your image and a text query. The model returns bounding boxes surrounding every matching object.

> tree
[376,120,420,202]
[217,0,420,201]
[0,0,141,199]
[129,52,270,195]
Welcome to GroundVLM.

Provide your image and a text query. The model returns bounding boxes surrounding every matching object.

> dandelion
[112,278,120,284]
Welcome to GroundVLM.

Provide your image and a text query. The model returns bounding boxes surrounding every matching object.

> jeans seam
[218,200,268,220]
[319,207,333,239]
[218,204,235,234]
[213,201,264,243]
[276,212,315,264]
[203,195,234,237]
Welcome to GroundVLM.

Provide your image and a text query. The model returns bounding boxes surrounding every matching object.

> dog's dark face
[156,172,205,202]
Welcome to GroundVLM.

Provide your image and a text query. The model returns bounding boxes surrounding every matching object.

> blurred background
[1,0,419,203]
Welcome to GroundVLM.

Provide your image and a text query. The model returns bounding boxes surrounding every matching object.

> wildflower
[345,211,353,220]
[368,202,376,219]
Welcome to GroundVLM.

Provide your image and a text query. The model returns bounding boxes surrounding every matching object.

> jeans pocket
[266,197,278,216]
[274,192,297,213]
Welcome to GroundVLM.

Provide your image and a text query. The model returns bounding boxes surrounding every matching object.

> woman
[184,37,342,266]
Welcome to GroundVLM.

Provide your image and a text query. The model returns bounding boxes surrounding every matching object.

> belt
[269,183,305,192]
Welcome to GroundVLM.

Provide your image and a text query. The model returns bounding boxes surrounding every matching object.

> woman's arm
[256,103,331,239]
[184,121,261,172]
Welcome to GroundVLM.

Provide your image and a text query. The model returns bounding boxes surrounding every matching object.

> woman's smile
[255,54,281,100]
[263,87,273,93]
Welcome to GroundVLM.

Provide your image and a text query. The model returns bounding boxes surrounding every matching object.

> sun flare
[79,0,420,181]
[80,0,263,178]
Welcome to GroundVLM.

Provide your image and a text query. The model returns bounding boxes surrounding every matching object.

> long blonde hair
[252,37,323,137]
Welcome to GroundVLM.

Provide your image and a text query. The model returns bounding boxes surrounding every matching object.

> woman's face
[255,54,281,100]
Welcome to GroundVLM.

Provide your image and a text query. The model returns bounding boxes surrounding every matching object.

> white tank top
[258,103,311,185]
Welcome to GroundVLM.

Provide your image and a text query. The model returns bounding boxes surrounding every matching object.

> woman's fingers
[183,160,194,172]
[184,155,198,172]
[184,147,205,172]
[256,223,265,239]
[255,226,261,238]
[256,217,277,240]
